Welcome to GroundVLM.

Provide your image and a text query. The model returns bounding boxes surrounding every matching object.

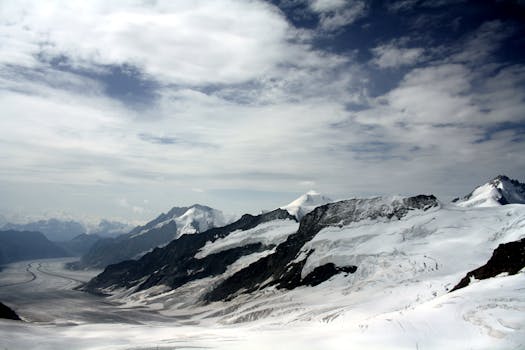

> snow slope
[1,270,523,350]
[196,219,299,258]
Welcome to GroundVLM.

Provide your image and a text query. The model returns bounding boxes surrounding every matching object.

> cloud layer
[0,0,524,221]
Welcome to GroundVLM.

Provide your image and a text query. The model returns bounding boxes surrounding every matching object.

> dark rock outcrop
[301,263,357,287]
[0,302,20,321]
[451,238,525,292]
[206,195,439,301]
[82,209,296,294]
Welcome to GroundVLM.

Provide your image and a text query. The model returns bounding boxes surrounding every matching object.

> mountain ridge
[0,230,70,265]
[73,204,228,269]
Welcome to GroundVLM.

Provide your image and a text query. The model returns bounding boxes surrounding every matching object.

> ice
[196,219,298,258]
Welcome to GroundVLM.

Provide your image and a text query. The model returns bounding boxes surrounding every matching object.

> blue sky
[0,0,524,223]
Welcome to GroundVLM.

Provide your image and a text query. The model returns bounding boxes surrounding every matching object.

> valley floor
[0,258,523,349]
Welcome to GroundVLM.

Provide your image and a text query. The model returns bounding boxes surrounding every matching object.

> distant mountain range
[82,175,525,326]
[0,230,70,265]
[1,219,132,242]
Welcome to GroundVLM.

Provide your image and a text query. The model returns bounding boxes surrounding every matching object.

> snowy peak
[282,190,333,219]
[130,204,227,238]
[454,175,525,208]
[174,205,227,236]
[75,204,228,269]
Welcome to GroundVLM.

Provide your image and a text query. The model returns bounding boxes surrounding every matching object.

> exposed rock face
[82,209,296,294]
[0,302,20,321]
[301,263,357,287]
[451,238,525,292]
[206,195,439,301]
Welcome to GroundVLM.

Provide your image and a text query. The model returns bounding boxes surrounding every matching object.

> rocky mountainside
[83,195,438,300]
[207,195,438,301]
[0,230,70,265]
[453,175,525,207]
[73,204,227,269]
[451,237,525,292]
[83,208,296,294]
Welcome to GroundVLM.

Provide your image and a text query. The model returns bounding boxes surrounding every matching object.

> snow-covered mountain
[73,204,228,269]
[282,190,333,219]
[80,179,525,348]
[84,195,439,297]
[83,208,297,294]
[454,175,525,207]
[129,204,227,239]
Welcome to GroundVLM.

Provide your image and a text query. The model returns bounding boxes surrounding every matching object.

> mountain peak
[282,190,333,219]
[129,204,226,238]
[454,175,525,207]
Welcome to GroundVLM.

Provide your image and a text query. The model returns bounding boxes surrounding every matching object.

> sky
[0,0,524,223]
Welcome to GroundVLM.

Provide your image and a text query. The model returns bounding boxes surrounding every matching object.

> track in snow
[0,262,37,288]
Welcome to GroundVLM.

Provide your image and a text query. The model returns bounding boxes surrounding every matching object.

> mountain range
[1,218,132,242]
[82,175,525,327]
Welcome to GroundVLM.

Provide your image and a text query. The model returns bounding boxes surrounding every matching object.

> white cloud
[371,43,424,68]
[0,2,523,220]
[0,0,326,85]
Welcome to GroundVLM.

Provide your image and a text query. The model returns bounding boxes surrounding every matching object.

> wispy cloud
[308,0,367,31]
